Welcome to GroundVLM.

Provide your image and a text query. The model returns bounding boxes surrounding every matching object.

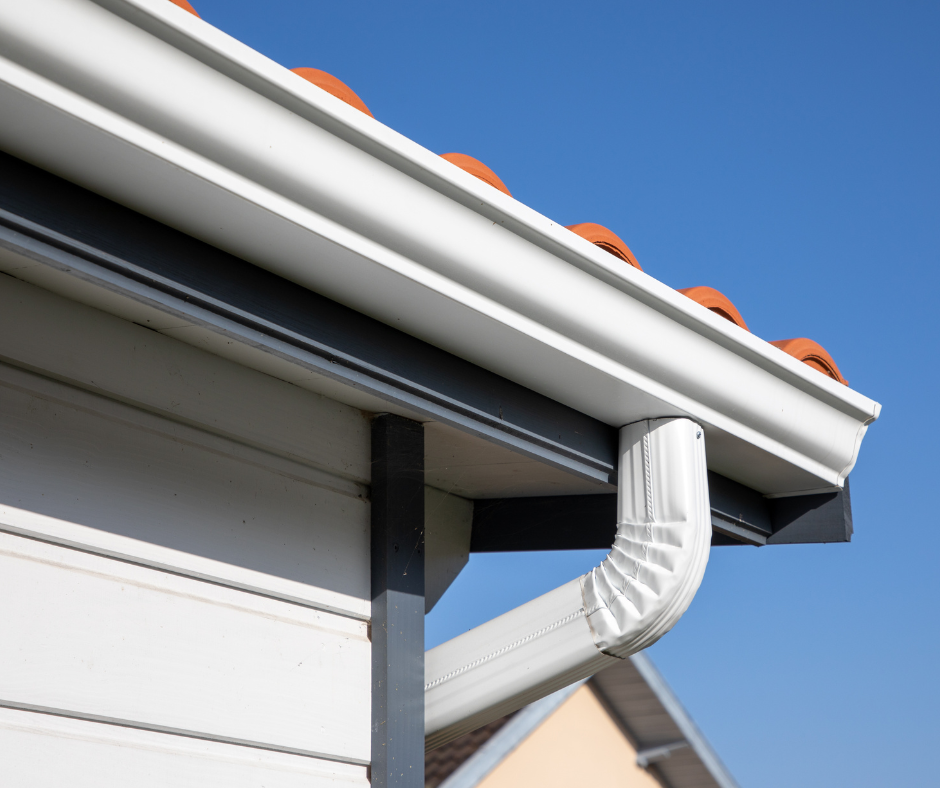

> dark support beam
[0,150,616,484]
[708,472,772,545]
[470,474,853,551]
[371,415,425,788]
[0,152,856,552]
[472,495,617,552]
[767,478,853,544]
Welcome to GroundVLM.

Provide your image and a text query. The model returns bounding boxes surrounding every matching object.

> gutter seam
[424,607,585,692]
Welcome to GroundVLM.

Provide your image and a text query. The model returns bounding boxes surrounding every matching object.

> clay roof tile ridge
[440,153,512,197]
[168,0,199,17]
[290,68,374,118]
[770,338,848,385]
[678,286,750,332]
[566,222,642,271]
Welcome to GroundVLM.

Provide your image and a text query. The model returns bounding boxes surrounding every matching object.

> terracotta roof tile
[168,0,199,16]
[567,222,642,271]
[291,68,374,117]
[165,0,851,387]
[440,153,512,197]
[679,286,749,331]
[424,713,514,787]
[770,338,848,385]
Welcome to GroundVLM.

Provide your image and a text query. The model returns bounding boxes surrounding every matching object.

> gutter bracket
[636,740,690,768]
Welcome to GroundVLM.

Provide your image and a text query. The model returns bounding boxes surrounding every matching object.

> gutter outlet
[425,418,711,749]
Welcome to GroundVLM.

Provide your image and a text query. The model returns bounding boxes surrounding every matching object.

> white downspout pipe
[425,417,712,749]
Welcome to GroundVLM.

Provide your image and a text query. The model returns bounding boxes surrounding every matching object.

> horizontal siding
[0,707,369,787]
[0,273,371,484]
[0,299,374,776]
[0,529,370,762]
[0,365,370,619]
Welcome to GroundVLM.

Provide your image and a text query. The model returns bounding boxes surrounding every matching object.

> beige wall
[478,685,663,788]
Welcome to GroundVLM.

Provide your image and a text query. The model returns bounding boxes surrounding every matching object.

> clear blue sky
[192,1,937,785]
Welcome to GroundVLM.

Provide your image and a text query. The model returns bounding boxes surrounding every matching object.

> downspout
[425,417,712,749]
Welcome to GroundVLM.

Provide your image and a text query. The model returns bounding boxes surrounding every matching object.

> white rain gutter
[0,0,880,496]
[426,417,711,748]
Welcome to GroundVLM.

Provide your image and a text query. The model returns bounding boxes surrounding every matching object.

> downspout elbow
[425,418,711,750]
[582,418,711,658]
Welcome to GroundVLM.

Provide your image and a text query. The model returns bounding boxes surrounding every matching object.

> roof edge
[0,0,880,495]
[83,0,876,415]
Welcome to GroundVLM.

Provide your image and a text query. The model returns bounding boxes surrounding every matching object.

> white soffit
[0,0,880,495]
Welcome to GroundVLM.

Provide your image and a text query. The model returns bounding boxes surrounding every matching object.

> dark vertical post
[371,414,425,788]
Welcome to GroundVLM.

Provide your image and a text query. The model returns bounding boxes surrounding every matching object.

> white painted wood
[0,706,369,787]
[1,243,429,424]
[0,243,194,330]
[0,496,368,620]
[0,365,371,619]
[0,276,376,772]
[424,421,613,499]
[0,529,370,763]
[0,273,372,484]
[0,274,607,500]
[425,486,472,612]
[156,321,426,421]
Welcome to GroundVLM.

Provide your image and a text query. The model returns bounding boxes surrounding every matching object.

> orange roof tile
[170,23,848,390]
[678,286,749,331]
[291,68,374,118]
[425,714,514,787]
[770,338,848,385]
[567,223,642,271]
[440,153,512,197]
[168,0,199,16]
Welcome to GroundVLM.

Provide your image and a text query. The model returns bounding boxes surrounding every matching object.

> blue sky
[192,1,938,785]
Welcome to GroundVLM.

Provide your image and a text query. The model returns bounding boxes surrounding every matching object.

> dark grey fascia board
[0,151,856,547]
[708,471,773,544]
[0,150,616,484]
[766,478,853,544]
[471,494,618,551]
[470,473,853,549]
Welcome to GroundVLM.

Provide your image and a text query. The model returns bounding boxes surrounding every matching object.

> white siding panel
[0,707,369,787]
[0,355,373,770]
[0,530,370,763]
[0,369,370,619]
[0,274,371,483]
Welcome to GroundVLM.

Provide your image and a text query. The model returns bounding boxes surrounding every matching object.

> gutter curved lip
[0,0,880,496]
[93,0,875,417]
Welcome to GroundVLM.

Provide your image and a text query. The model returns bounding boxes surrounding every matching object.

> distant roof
[426,654,740,788]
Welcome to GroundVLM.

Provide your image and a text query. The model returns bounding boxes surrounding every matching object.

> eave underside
[0,151,851,545]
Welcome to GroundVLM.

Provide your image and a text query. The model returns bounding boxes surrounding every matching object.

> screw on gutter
[696,430,702,439]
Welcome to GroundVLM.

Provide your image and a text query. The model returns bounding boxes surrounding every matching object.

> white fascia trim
[425,418,711,749]
[0,0,880,495]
